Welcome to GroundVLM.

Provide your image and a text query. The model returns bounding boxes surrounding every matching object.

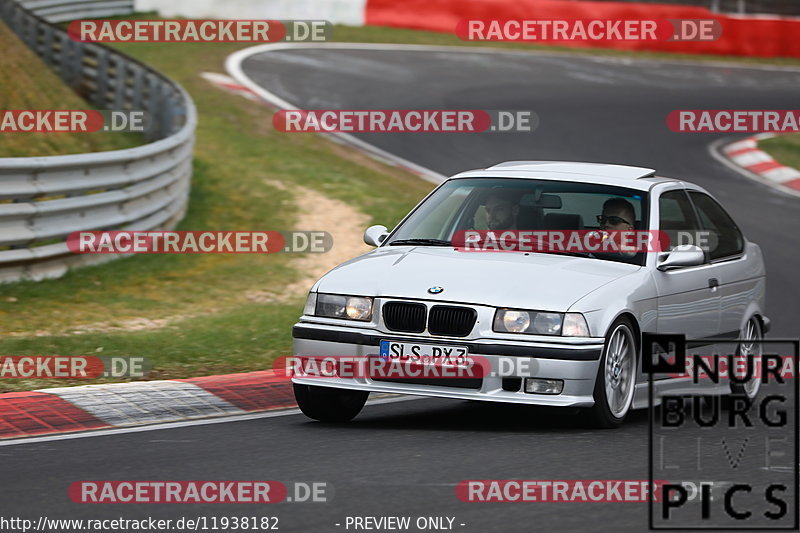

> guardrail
[17,0,134,23]
[0,0,196,282]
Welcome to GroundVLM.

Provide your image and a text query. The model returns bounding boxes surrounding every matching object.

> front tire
[729,316,763,399]
[587,319,638,428]
[293,383,369,422]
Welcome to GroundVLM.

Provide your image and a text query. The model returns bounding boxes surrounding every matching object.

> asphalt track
[3,47,799,532]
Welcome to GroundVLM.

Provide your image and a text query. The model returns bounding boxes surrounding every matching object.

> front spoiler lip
[291,377,596,408]
[292,324,604,361]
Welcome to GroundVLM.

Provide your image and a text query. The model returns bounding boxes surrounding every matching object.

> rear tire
[293,383,369,422]
[586,318,638,429]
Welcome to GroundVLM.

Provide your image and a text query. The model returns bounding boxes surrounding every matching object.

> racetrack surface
[3,47,798,532]
[238,47,800,338]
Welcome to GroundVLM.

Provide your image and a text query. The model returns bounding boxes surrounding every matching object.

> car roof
[450,161,679,191]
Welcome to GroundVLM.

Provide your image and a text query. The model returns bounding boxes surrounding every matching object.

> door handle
[708,278,719,289]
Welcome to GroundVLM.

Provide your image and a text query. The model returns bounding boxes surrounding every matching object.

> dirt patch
[4,316,186,337]
[245,181,371,303]
[11,183,371,336]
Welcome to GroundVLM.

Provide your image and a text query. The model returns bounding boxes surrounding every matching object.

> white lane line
[226,43,447,184]
[229,41,800,195]
[228,41,800,73]
[0,396,420,447]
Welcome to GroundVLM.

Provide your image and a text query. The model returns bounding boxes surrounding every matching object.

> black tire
[727,316,763,400]
[586,318,638,429]
[293,383,369,422]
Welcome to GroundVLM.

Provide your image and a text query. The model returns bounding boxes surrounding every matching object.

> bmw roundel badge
[428,286,444,294]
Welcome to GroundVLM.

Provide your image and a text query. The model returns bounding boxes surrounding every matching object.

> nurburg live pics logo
[644,333,799,530]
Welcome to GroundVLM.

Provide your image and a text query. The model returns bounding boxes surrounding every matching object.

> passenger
[597,198,638,256]
[597,198,635,232]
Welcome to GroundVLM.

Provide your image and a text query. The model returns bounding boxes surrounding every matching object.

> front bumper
[292,322,605,407]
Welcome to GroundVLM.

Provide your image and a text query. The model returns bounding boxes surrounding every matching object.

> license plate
[379,340,468,365]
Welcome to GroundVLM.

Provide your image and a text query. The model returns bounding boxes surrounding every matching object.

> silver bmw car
[291,161,768,427]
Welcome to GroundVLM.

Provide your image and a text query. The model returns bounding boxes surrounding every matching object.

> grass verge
[0,22,436,392]
[759,134,800,169]
[0,21,142,157]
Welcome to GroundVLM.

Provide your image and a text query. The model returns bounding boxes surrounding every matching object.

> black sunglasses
[597,215,633,226]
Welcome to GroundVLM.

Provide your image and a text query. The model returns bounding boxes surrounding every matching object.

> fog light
[524,378,564,395]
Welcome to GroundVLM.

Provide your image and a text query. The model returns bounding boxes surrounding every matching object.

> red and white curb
[0,371,295,439]
[720,133,800,195]
[200,72,261,101]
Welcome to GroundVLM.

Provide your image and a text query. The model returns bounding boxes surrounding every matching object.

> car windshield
[384,177,649,265]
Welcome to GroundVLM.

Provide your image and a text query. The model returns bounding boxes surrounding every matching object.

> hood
[316,247,640,312]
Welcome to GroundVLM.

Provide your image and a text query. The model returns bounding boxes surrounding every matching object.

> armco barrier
[17,0,134,23]
[132,0,368,25]
[0,0,196,282]
[365,0,800,58]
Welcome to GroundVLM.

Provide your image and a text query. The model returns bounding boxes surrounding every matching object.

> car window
[688,191,744,260]
[471,191,644,230]
[411,186,475,240]
[386,177,648,265]
[556,193,644,228]
[658,190,702,252]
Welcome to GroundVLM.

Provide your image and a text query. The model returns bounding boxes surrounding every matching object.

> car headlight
[493,309,590,336]
[501,310,531,332]
[315,293,373,321]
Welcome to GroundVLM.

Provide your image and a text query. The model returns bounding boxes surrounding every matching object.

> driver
[483,189,520,231]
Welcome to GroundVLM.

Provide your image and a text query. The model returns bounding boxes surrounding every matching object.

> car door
[687,190,752,338]
[653,188,721,338]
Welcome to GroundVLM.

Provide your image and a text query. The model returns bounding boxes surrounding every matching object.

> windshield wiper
[546,250,591,258]
[389,238,452,247]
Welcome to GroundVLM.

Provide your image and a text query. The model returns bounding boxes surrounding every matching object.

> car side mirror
[657,244,705,271]
[363,225,389,247]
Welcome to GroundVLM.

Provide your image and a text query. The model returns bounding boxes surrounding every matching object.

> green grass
[3,17,797,393]
[0,21,435,392]
[0,21,142,156]
[759,134,800,169]
[2,302,299,391]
